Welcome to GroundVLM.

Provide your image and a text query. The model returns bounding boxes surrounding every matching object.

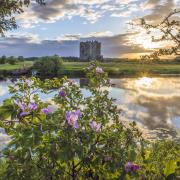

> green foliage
[137,140,180,179]
[0,55,26,66]
[0,62,142,179]
[0,62,179,179]
[0,99,16,123]
[133,9,180,60]
[0,55,6,64]
[175,56,180,63]
[7,56,17,65]
[18,56,24,62]
[33,55,63,77]
[1,58,180,77]
[0,0,45,36]
[0,158,7,177]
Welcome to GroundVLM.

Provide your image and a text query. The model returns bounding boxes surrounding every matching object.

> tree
[0,0,45,36]
[33,56,63,77]
[131,9,180,60]
[0,55,6,64]
[7,56,17,65]
[18,56,24,62]
[174,56,180,63]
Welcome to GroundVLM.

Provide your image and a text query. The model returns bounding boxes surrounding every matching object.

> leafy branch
[0,0,45,36]
[130,9,180,60]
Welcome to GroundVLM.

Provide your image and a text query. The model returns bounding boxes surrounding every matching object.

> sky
[0,0,179,58]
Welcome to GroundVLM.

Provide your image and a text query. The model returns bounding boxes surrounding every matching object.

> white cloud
[142,0,179,23]
[111,11,132,17]
[70,0,110,5]
[17,0,146,28]
[115,0,139,4]
[57,34,81,41]
[57,31,113,41]
[1,32,41,44]
[85,31,114,37]
[13,0,179,29]
[143,0,161,9]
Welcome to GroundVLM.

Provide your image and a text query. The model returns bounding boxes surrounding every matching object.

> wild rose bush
[0,62,142,179]
[0,62,179,179]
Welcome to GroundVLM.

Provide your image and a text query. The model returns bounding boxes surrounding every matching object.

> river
[0,76,180,148]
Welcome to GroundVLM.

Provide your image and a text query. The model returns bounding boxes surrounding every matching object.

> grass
[62,62,180,76]
[0,61,33,71]
[1,61,180,77]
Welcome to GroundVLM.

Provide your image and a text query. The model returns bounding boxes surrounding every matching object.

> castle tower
[80,41,102,61]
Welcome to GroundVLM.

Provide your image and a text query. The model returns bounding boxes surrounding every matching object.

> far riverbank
[0,61,180,79]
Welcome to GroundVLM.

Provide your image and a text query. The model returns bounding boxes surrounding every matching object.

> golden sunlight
[135,77,154,87]
[133,34,162,49]
[136,39,157,49]
[128,30,168,50]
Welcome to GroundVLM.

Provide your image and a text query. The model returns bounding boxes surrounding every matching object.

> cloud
[84,31,114,38]
[112,77,180,138]
[127,0,179,53]
[142,0,179,23]
[17,0,144,27]
[144,0,161,9]
[135,95,180,131]
[0,32,148,58]
[3,0,178,58]
[14,0,179,30]
[18,0,106,26]
[57,31,113,41]
[111,11,132,17]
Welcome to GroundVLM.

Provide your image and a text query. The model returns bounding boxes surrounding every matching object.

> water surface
[0,77,180,145]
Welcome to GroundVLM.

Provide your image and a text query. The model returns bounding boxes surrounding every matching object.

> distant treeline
[0,55,180,64]
[104,57,180,63]
[0,55,82,63]
[0,55,25,65]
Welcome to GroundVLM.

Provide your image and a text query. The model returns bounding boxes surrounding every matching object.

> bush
[175,56,180,63]
[0,56,6,64]
[6,56,17,65]
[0,62,179,179]
[33,55,63,77]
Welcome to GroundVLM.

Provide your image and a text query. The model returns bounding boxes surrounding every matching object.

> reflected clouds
[0,129,10,151]
[0,85,7,96]
[111,77,180,138]
[0,77,180,141]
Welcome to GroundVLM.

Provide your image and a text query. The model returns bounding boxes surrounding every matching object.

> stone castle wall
[80,41,102,61]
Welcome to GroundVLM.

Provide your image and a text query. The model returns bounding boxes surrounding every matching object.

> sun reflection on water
[135,77,154,87]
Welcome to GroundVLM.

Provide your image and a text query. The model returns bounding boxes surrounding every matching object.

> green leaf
[0,99,15,120]
[164,161,177,177]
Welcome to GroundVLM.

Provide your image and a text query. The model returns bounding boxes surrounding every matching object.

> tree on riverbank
[33,55,63,77]
[0,56,6,64]
[0,56,25,65]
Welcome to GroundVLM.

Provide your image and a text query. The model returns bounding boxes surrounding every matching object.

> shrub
[7,56,17,65]
[0,62,179,179]
[33,56,63,77]
[0,56,6,64]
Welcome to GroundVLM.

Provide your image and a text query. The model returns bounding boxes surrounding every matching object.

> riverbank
[0,61,33,79]
[60,62,180,77]
[1,61,180,78]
